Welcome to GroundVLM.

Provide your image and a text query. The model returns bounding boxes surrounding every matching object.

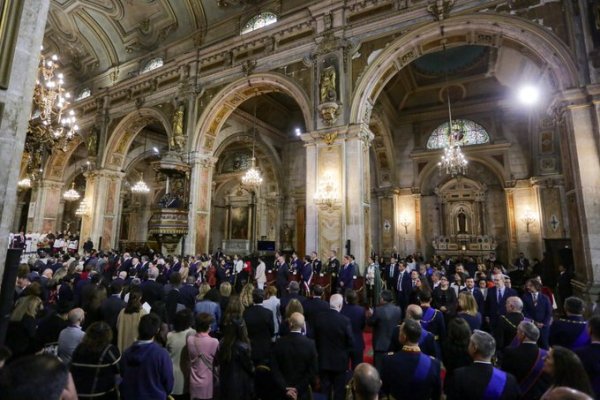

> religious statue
[170,105,185,151]
[87,127,98,157]
[281,224,293,251]
[320,65,337,103]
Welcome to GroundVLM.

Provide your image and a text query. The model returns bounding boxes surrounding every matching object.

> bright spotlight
[518,85,539,105]
[295,128,301,137]
[153,146,159,154]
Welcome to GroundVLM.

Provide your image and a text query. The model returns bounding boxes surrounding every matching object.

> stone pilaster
[186,154,217,255]
[28,179,64,233]
[80,169,124,251]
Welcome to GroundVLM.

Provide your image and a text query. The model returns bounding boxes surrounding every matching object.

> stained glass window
[241,12,277,34]
[141,57,164,74]
[427,119,490,149]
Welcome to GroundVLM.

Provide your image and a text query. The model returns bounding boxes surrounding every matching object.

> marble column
[79,169,124,251]
[560,87,600,302]
[0,0,50,289]
[186,154,217,255]
[28,179,64,233]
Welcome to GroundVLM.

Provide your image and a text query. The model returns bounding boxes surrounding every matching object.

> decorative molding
[0,0,23,89]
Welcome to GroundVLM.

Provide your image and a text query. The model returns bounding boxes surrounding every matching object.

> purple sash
[413,353,432,382]
[519,349,547,395]
[421,307,436,330]
[483,368,507,400]
[571,325,590,349]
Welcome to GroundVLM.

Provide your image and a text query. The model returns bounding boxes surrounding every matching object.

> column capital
[189,152,218,168]
[85,168,125,181]
[37,179,64,190]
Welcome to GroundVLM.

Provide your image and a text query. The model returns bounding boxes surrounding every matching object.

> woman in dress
[188,313,220,400]
[218,318,254,400]
[70,321,120,400]
[167,309,196,400]
[116,287,147,352]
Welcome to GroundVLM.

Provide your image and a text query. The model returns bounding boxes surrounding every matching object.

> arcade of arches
[1,1,600,305]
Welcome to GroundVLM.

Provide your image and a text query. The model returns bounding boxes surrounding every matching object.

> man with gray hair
[141,264,164,308]
[502,321,551,399]
[494,296,525,350]
[312,293,354,400]
[448,330,520,399]
[350,363,382,400]
[57,308,85,363]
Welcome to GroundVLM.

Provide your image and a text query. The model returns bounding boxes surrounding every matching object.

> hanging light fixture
[131,172,151,194]
[17,178,32,189]
[437,39,468,177]
[131,129,151,194]
[26,48,79,180]
[63,182,81,201]
[241,98,263,187]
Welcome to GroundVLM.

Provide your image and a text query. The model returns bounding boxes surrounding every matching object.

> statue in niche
[457,209,467,234]
[87,126,98,156]
[170,105,185,151]
[320,65,337,103]
[281,224,293,250]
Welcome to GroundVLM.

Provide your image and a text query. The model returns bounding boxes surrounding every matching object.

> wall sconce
[522,209,536,232]
[75,198,90,217]
[400,214,410,234]
[314,173,339,210]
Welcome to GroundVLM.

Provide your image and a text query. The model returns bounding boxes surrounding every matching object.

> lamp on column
[314,173,339,210]
[522,209,537,232]
[75,198,89,216]
[241,98,263,188]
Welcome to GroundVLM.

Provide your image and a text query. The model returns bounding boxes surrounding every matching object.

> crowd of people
[0,245,598,400]
[9,230,93,256]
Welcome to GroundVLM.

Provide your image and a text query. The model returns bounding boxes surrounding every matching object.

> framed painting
[230,206,249,239]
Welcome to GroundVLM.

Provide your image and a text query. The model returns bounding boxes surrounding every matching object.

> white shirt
[234,259,244,274]
[255,261,266,284]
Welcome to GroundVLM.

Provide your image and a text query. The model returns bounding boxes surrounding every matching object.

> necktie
[397,272,403,291]
[533,293,538,306]
[389,265,394,278]
[497,288,502,303]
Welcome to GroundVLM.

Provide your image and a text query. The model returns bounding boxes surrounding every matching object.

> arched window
[141,57,164,74]
[427,119,490,149]
[241,12,277,34]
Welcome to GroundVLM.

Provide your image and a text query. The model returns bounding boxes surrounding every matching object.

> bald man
[351,363,381,400]
[271,313,318,400]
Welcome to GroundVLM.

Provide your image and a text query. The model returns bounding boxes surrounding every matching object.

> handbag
[189,337,220,390]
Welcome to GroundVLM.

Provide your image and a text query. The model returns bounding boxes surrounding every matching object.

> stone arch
[417,154,507,193]
[191,72,313,155]
[102,107,172,170]
[43,137,85,181]
[350,14,579,126]
[368,111,395,187]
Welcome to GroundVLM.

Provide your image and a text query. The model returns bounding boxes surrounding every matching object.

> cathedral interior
[1,0,600,303]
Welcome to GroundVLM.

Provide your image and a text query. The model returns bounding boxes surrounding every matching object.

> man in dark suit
[448,330,520,400]
[486,275,518,330]
[383,257,398,291]
[419,290,446,345]
[502,321,551,400]
[575,315,600,399]
[271,312,318,400]
[550,296,590,350]
[382,319,442,400]
[513,252,530,271]
[556,265,573,307]
[341,289,366,370]
[462,277,485,312]
[100,281,126,339]
[394,262,411,313]
[367,290,402,373]
[243,288,275,365]
[337,255,355,294]
[302,284,329,337]
[312,293,354,400]
[389,304,439,358]
[141,266,165,308]
[179,276,199,310]
[327,250,341,292]
[494,296,525,351]
[280,281,306,315]
[276,255,290,298]
[521,279,553,349]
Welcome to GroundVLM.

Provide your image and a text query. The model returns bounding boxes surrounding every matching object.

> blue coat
[338,263,355,291]
[382,350,442,400]
[522,292,552,326]
[549,316,590,350]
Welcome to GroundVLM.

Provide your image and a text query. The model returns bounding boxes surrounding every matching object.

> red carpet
[363,330,373,364]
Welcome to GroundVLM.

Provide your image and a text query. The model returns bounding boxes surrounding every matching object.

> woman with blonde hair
[240,282,255,308]
[457,291,481,331]
[195,283,221,333]
[6,295,43,357]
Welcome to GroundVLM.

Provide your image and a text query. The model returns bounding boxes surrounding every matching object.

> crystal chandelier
[314,174,338,209]
[131,172,151,194]
[25,50,78,179]
[63,182,81,201]
[17,178,32,189]
[437,42,467,178]
[241,99,263,188]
